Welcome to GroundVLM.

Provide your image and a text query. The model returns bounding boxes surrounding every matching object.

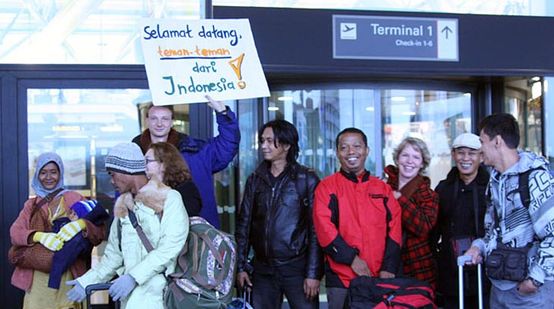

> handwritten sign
[140,18,270,105]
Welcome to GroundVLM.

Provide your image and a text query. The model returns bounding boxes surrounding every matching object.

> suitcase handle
[85,283,113,294]
[457,255,483,309]
[457,255,472,266]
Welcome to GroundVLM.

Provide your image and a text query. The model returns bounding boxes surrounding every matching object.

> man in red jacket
[313,127,402,309]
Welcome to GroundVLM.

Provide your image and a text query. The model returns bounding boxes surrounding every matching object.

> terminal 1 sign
[333,15,458,62]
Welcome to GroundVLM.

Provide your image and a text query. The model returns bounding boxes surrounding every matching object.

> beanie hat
[452,133,481,150]
[105,143,146,175]
[70,200,97,219]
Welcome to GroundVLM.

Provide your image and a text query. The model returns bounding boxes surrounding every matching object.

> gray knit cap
[105,143,146,175]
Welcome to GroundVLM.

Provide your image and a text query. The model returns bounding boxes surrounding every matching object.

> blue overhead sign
[333,15,458,62]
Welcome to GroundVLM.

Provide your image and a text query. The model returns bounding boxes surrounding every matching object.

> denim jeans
[326,287,348,309]
[489,280,554,308]
[251,265,319,309]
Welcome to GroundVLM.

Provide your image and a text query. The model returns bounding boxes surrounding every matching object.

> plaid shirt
[385,165,439,289]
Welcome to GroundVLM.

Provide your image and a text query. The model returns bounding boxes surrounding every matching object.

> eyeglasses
[145,157,159,164]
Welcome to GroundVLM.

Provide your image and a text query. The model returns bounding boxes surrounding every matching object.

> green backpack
[164,216,237,309]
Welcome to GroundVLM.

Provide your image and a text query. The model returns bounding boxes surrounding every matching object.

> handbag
[485,243,530,282]
[484,198,531,282]
[8,188,63,272]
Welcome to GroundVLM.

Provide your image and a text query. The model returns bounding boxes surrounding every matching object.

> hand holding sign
[205,95,226,113]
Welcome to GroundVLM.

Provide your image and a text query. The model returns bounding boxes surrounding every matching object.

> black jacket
[434,165,489,296]
[174,180,203,217]
[235,162,323,280]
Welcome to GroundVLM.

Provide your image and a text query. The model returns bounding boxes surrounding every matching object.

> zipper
[264,173,289,259]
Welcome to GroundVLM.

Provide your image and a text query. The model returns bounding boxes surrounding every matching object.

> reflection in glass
[504,78,543,155]
[245,86,472,189]
[381,89,471,188]
[545,77,554,165]
[0,1,200,64]
[27,88,150,203]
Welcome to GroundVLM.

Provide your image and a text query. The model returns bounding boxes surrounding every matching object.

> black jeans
[251,261,319,309]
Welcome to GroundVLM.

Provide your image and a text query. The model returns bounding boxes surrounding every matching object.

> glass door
[250,84,474,188]
[27,88,150,205]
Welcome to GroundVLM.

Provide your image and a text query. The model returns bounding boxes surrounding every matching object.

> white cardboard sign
[140,18,270,105]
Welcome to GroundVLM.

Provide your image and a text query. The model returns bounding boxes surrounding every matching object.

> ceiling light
[277,96,293,101]
[391,96,406,102]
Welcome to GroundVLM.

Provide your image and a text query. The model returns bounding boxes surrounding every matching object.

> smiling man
[434,133,490,309]
[132,96,240,228]
[313,127,402,309]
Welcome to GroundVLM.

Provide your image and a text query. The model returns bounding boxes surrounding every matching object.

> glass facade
[214,0,553,17]
[27,88,148,205]
[503,77,544,155]
[0,1,553,64]
[239,85,472,190]
[544,77,553,164]
[0,0,200,64]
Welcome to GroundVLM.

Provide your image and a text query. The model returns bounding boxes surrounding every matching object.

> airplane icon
[343,24,355,32]
[340,23,357,40]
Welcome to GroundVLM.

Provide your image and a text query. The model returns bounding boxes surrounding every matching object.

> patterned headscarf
[31,152,66,198]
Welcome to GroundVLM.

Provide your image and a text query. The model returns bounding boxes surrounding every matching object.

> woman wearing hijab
[145,142,202,217]
[384,137,439,290]
[9,152,106,309]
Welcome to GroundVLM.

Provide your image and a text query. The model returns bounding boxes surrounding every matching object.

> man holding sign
[132,95,240,228]
[138,18,268,227]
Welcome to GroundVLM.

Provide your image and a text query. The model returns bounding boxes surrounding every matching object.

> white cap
[452,133,481,150]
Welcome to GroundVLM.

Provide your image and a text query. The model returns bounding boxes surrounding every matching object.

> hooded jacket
[472,151,554,290]
[236,162,323,280]
[76,180,188,309]
[132,108,240,228]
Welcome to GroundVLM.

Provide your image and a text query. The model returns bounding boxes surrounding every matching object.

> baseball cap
[452,133,481,150]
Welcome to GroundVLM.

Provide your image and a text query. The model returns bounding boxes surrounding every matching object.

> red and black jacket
[314,170,402,288]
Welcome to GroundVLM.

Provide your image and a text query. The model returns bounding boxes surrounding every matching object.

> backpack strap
[489,167,543,244]
[295,168,309,207]
[518,167,542,208]
[191,232,226,289]
[128,209,155,252]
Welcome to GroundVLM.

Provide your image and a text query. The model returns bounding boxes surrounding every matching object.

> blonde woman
[384,137,439,290]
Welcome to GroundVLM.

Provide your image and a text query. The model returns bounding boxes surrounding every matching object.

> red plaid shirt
[385,165,439,289]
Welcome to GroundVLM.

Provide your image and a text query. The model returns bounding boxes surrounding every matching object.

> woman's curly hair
[148,142,192,188]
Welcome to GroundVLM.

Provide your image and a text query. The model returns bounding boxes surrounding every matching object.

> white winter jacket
[77,180,189,309]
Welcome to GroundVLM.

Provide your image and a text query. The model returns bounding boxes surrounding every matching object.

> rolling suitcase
[227,288,253,309]
[86,283,120,309]
[457,255,483,309]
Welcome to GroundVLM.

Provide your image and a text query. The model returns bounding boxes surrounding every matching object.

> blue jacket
[133,107,240,228]
[48,204,109,289]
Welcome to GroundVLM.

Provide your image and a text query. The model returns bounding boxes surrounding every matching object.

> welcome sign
[140,18,270,105]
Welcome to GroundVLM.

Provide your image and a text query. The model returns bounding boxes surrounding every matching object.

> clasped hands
[351,255,395,279]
